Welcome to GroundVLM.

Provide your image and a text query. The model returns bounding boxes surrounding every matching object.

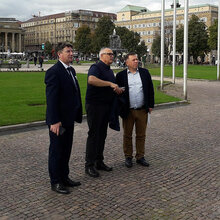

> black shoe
[85,166,100,178]
[125,157,133,168]
[136,157,150,167]
[63,178,81,187]
[51,183,70,194]
[96,162,113,171]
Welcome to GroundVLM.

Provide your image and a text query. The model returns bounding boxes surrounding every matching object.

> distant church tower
[171,0,181,8]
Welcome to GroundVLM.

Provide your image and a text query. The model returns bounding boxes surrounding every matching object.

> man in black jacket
[45,42,82,194]
[116,52,154,168]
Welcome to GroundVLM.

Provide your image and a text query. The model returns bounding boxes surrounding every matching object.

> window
[200,17,207,22]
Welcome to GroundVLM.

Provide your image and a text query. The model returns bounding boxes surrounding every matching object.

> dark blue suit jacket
[116,67,154,119]
[45,61,82,126]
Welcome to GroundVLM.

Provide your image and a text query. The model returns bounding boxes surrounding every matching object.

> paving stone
[0,79,220,219]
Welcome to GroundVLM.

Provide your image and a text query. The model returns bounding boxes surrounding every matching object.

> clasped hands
[110,83,124,95]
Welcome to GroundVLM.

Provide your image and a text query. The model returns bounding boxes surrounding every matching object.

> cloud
[0,0,218,21]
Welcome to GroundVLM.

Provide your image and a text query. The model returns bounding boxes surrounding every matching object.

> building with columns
[115,4,218,61]
[0,18,25,53]
[21,10,116,53]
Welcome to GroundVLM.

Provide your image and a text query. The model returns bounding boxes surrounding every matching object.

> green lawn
[0,72,180,126]
[147,64,218,80]
[114,64,218,80]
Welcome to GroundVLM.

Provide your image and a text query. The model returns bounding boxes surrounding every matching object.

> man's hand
[110,83,124,95]
[50,122,62,136]
[149,108,153,114]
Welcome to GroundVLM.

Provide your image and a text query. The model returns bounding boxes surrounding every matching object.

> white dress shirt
[127,69,144,109]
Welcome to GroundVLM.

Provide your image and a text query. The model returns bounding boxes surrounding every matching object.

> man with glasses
[85,47,123,177]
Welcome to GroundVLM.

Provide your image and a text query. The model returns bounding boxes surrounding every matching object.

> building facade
[0,18,25,53]
[116,4,218,60]
[21,10,116,52]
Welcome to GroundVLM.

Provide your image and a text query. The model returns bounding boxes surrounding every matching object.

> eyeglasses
[102,53,114,56]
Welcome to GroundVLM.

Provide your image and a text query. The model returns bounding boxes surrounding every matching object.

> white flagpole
[161,0,165,89]
[172,0,177,84]
[217,4,220,80]
[183,0,189,100]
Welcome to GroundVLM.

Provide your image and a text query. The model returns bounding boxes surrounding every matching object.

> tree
[176,14,209,63]
[44,41,52,58]
[152,35,161,58]
[208,19,218,50]
[74,25,92,56]
[92,16,115,53]
[115,26,147,57]
[137,41,148,58]
[188,14,209,63]
[176,25,184,54]
[151,34,169,61]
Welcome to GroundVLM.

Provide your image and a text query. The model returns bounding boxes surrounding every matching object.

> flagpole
[183,0,189,100]
[161,0,165,89]
[217,3,220,80]
[172,0,177,84]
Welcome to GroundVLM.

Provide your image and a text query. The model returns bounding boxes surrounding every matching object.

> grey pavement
[0,78,220,219]
[0,62,122,74]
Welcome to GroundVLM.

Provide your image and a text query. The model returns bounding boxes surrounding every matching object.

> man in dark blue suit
[45,42,82,194]
[116,52,154,168]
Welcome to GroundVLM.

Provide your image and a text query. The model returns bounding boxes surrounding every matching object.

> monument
[109,29,127,66]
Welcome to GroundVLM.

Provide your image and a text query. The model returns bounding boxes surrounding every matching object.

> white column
[19,33,22,52]
[160,0,165,89]
[5,32,8,51]
[172,0,177,84]
[217,4,220,80]
[12,33,15,52]
[183,0,189,100]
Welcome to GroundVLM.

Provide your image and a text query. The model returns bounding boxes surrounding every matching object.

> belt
[130,106,145,110]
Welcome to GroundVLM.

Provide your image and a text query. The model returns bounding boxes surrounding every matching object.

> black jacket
[116,67,154,119]
[45,61,82,126]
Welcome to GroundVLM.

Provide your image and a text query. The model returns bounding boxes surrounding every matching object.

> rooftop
[118,5,150,13]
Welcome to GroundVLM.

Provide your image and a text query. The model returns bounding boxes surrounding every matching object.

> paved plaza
[0,78,220,219]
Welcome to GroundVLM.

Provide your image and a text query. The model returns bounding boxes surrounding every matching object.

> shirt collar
[127,68,139,74]
[59,59,70,69]
[99,60,110,70]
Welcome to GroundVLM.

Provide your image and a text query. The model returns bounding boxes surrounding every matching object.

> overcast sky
[0,0,218,21]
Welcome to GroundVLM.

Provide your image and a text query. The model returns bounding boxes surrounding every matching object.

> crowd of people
[45,42,155,194]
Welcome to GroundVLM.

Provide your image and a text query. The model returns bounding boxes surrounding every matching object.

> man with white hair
[85,47,123,177]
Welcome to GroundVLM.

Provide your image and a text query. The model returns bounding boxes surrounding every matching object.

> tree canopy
[176,14,209,63]
[74,25,92,55]
[208,19,218,50]
[44,41,53,58]
[73,16,147,57]
[92,16,115,53]
[151,34,169,60]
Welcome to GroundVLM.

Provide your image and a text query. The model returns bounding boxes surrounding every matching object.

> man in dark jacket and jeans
[116,52,154,168]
